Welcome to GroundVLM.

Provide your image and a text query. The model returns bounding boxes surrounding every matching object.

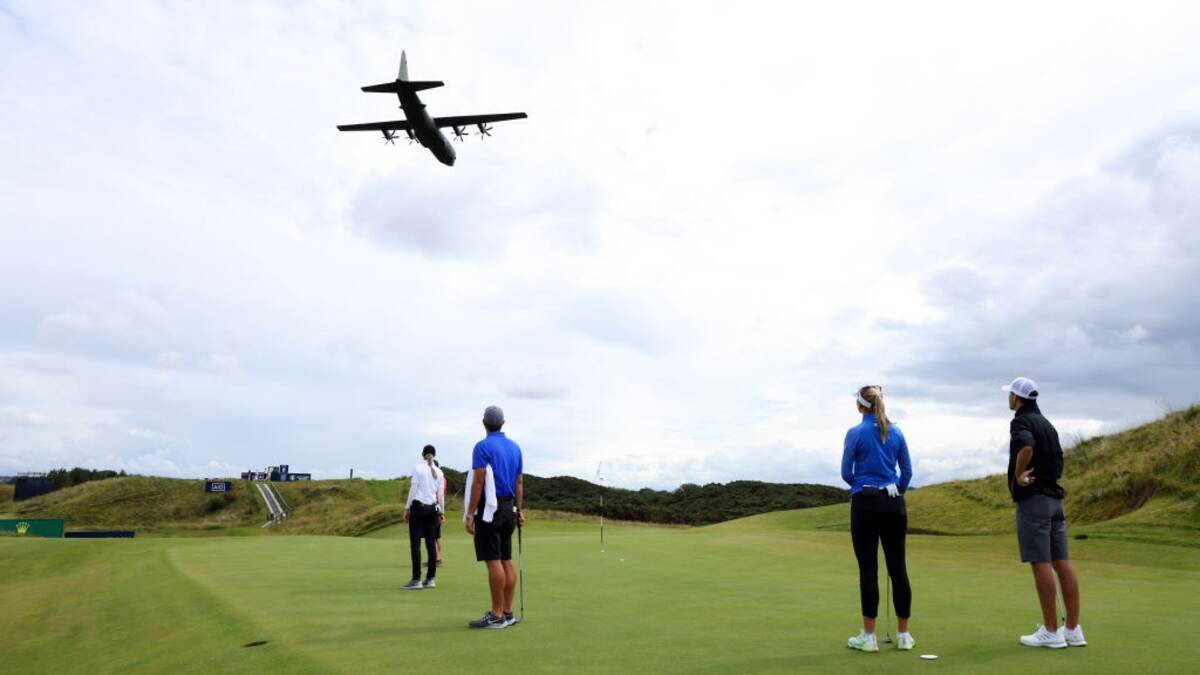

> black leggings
[850,492,912,619]
[408,504,438,581]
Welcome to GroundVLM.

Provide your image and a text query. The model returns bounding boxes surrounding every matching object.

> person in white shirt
[402,445,444,589]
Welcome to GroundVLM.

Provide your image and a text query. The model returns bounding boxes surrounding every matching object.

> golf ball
[619,558,625,562]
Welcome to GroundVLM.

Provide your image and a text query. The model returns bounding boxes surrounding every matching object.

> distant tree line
[437,467,846,526]
[46,467,126,488]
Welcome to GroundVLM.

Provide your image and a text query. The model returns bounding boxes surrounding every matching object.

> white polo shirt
[407,461,443,509]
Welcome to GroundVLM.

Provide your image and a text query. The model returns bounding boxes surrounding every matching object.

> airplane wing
[336,120,413,132]
[433,113,528,128]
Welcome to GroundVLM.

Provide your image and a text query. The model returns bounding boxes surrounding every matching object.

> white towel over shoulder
[464,465,498,523]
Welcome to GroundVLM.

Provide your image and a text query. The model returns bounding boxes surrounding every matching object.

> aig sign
[205,481,233,493]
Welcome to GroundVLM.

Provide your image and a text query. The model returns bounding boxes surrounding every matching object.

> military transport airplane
[337,52,527,166]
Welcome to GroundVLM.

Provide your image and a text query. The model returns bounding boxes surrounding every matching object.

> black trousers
[850,492,912,619]
[408,502,438,581]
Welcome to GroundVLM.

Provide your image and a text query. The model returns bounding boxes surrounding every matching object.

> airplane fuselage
[397,90,456,166]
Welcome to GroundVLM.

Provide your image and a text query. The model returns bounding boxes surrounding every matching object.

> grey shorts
[1016,494,1069,563]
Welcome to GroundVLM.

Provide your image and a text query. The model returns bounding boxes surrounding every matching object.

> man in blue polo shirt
[465,405,525,629]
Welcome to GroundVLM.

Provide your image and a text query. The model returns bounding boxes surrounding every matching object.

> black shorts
[474,498,516,562]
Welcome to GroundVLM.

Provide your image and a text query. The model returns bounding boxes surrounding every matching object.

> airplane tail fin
[362,51,442,93]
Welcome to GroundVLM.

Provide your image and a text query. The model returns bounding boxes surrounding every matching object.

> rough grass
[728,405,1200,547]
[270,479,410,537]
[888,405,1199,543]
[0,483,13,503]
[1,476,265,533]
[3,406,1196,544]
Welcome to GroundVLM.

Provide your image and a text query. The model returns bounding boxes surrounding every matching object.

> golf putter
[517,521,525,622]
[882,574,894,643]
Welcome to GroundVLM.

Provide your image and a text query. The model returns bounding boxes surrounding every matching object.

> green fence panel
[0,518,65,538]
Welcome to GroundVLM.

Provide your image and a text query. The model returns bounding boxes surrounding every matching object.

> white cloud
[128,427,172,442]
[1,2,1199,488]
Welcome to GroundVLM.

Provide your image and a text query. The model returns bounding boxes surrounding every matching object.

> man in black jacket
[1004,377,1086,649]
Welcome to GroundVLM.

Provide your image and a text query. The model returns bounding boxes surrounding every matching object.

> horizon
[10,399,1197,493]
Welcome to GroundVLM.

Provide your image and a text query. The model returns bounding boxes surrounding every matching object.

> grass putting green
[3,511,1199,674]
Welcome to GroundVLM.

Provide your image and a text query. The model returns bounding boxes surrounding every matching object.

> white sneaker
[1020,624,1067,649]
[897,632,916,650]
[1063,624,1087,646]
[847,632,879,652]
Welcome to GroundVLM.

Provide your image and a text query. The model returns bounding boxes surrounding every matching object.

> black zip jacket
[1006,400,1066,502]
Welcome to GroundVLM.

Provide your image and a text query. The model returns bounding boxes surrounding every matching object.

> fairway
[3,513,1199,674]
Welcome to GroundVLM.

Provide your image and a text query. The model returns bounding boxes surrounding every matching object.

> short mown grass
[4,511,1199,674]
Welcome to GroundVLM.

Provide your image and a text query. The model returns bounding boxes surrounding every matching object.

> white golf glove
[885,484,900,498]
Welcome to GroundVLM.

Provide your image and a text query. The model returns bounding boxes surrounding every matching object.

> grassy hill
[0,483,13,503]
[742,405,1200,546]
[0,476,414,537]
[1,476,265,535]
[5,405,1196,542]
[270,478,410,536]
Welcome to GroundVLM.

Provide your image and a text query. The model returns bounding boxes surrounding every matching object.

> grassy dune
[0,482,13,502]
[3,512,1199,674]
[0,476,265,535]
[271,478,410,536]
[0,477,414,537]
[3,406,1197,544]
[903,405,1200,544]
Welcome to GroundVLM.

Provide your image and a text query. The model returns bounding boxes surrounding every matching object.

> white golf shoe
[847,632,879,652]
[1063,624,1087,646]
[897,632,916,650]
[1019,624,1067,648]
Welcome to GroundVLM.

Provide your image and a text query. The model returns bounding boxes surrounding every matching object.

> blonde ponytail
[859,386,891,443]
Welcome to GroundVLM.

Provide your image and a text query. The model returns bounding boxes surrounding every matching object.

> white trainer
[1020,624,1067,649]
[897,632,916,650]
[1063,624,1087,647]
[847,631,879,652]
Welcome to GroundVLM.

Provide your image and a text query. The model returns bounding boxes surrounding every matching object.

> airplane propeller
[381,130,397,145]
[452,125,468,142]
[476,123,493,138]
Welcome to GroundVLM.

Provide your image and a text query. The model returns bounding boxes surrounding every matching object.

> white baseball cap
[1002,377,1039,400]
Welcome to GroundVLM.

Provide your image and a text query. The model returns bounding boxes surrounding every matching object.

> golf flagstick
[596,462,605,546]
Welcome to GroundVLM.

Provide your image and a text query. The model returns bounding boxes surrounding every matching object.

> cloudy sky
[2,1,1198,488]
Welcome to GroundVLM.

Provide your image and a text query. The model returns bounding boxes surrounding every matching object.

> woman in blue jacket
[842,385,914,652]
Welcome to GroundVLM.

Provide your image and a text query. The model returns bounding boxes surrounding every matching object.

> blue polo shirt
[842,414,913,495]
[471,431,524,497]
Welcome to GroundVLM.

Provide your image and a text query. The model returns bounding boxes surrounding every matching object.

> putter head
[881,636,894,643]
